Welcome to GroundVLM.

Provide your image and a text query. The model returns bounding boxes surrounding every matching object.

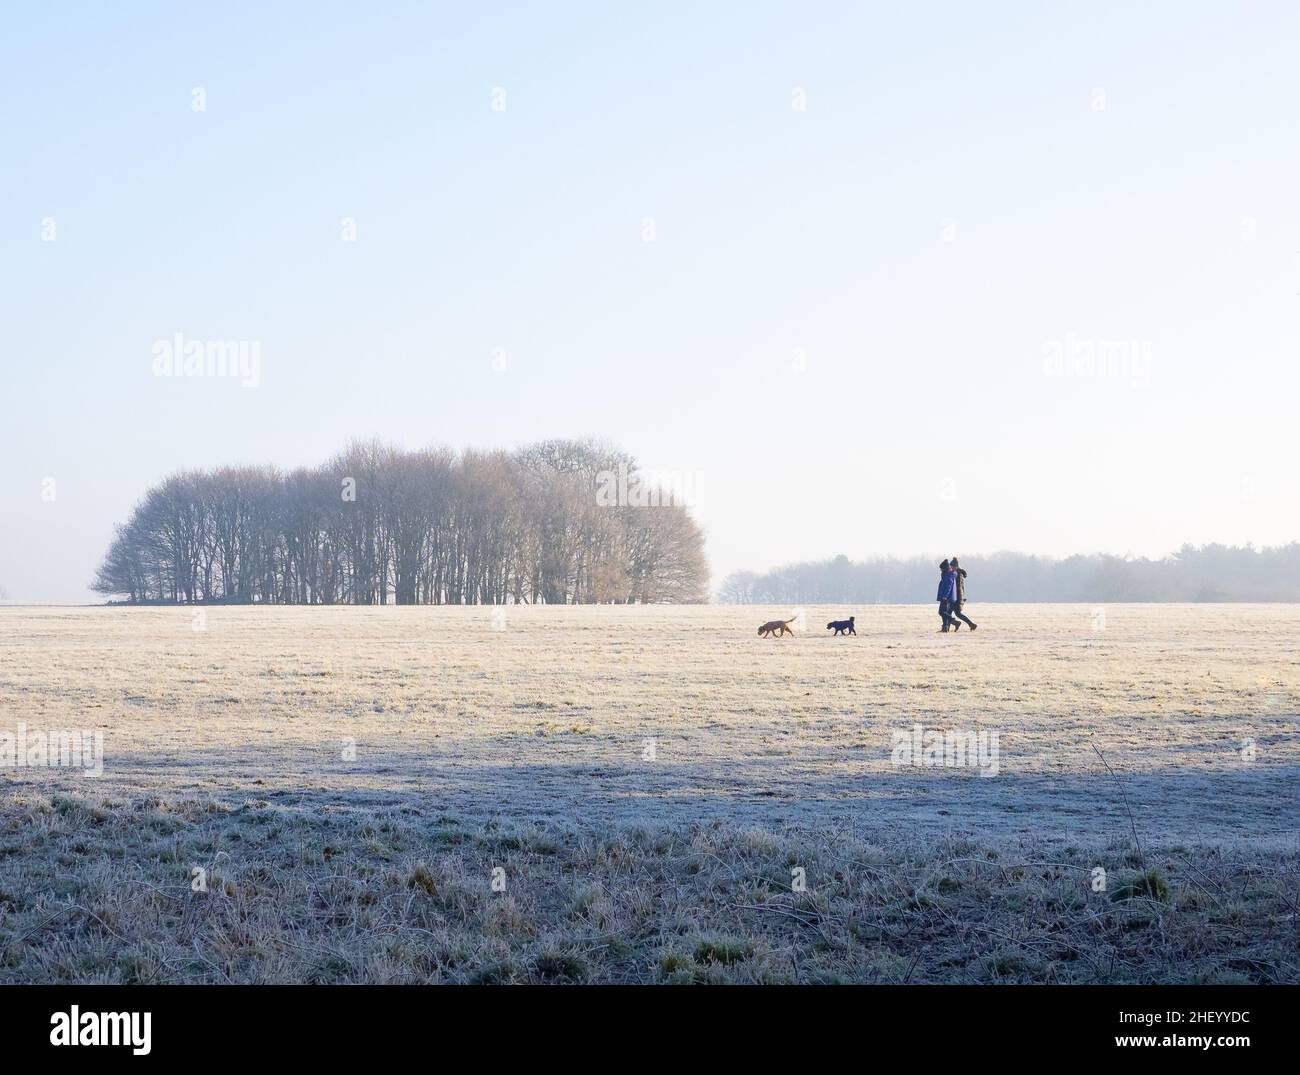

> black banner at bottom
[1,984,1292,1060]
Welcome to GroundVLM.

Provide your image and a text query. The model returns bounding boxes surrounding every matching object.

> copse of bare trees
[93,439,708,605]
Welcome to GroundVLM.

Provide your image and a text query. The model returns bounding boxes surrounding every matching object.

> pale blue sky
[3,1,1298,600]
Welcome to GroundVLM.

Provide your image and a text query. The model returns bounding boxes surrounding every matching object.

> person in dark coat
[948,556,977,631]
[936,559,958,631]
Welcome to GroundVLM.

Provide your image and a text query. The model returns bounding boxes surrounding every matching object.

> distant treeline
[94,439,708,605]
[718,544,1300,604]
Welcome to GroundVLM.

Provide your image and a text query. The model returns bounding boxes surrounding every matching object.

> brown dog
[757,618,795,638]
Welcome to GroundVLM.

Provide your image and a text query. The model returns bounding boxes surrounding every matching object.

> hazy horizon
[4,1,1299,601]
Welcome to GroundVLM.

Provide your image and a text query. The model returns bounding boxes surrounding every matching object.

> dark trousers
[938,600,955,630]
[950,601,976,629]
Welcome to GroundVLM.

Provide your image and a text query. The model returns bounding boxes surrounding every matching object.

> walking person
[948,556,977,631]
[936,559,958,632]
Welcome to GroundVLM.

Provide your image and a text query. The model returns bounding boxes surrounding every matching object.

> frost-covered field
[3,604,1295,843]
[1,604,1296,983]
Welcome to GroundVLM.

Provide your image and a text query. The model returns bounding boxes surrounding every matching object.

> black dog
[827,616,855,636]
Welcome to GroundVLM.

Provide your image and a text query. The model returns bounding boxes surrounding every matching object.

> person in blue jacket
[936,559,958,632]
